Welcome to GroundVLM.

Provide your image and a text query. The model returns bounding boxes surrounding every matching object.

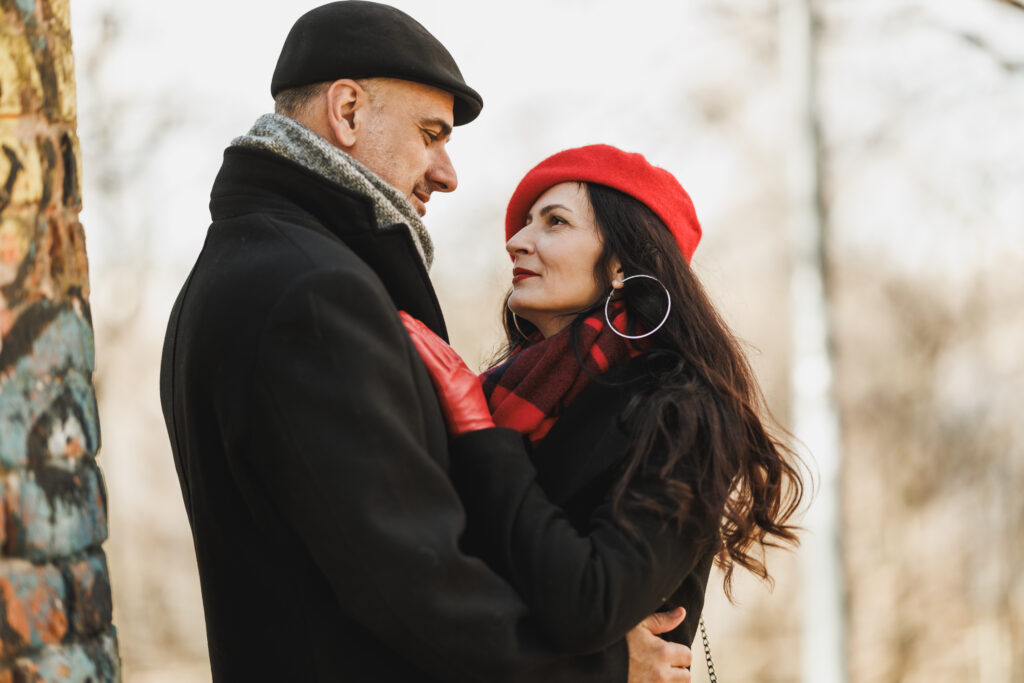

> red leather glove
[399,311,495,437]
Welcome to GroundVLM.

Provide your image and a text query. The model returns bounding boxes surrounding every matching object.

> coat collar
[210,145,449,341]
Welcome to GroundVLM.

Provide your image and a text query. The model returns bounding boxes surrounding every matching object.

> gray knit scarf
[232,113,433,269]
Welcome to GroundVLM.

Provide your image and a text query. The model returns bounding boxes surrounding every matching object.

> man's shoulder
[171,209,388,345]
[206,207,372,282]
[210,144,376,235]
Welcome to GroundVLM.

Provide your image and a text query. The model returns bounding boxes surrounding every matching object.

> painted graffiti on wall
[0,0,120,677]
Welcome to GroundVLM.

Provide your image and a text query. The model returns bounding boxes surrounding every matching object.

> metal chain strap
[699,616,718,683]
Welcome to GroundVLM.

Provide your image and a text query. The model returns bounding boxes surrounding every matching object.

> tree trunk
[0,0,120,677]
[778,0,847,681]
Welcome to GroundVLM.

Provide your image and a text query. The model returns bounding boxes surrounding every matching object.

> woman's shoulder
[553,350,696,430]
[604,350,700,403]
[526,353,673,502]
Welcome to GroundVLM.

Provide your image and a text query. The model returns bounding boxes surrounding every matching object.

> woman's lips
[512,268,539,283]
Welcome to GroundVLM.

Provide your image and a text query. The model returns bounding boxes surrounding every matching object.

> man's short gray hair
[273,79,377,119]
[274,81,331,118]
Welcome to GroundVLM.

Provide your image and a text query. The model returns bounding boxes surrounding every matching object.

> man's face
[349,79,458,216]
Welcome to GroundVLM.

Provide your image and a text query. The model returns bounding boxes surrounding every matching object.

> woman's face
[506,182,619,338]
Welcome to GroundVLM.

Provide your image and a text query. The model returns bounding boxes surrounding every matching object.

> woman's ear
[608,259,624,289]
[324,79,365,148]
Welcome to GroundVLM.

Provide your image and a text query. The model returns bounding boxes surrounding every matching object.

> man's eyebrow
[420,117,453,139]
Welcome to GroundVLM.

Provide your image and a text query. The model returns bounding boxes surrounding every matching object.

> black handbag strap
[699,616,718,682]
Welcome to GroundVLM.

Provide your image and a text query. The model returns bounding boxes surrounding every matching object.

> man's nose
[427,148,458,193]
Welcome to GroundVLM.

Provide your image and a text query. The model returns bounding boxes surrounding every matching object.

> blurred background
[66,0,1023,681]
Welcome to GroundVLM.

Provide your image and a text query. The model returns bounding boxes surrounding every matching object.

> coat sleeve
[245,266,627,682]
[448,420,708,655]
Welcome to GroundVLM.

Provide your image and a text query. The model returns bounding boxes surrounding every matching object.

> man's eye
[424,130,440,142]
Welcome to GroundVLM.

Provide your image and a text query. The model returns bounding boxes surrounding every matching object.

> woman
[402,144,804,667]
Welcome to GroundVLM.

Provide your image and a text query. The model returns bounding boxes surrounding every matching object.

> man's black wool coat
[159,146,628,682]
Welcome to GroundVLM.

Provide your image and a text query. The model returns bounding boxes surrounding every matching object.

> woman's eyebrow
[539,204,573,216]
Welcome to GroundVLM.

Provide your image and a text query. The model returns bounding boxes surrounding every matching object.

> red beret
[505,145,702,263]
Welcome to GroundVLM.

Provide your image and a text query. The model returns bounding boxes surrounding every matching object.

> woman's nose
[506,226,533,255]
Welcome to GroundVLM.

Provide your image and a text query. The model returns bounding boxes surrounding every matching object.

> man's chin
[410,195,427,216]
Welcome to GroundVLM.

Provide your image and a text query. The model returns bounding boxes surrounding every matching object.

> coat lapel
[341,226,449,342]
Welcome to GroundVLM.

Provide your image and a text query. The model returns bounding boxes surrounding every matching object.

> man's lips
[512,268,539,283]
[411,191,430,216]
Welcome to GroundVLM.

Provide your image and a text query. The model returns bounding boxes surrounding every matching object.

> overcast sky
[69,0,1024,315]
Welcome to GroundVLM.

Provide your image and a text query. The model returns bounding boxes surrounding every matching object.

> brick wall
[0,0,120,679]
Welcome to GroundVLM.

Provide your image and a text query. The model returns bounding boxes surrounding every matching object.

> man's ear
[324,79,366,149]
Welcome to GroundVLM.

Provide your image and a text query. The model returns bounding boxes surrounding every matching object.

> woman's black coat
[159,146,629,682]
[450,356,715,653]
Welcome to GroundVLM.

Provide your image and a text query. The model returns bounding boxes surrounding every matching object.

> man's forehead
[367,77,455,124]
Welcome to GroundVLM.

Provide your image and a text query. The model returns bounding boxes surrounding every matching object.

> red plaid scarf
[480,301,644,448]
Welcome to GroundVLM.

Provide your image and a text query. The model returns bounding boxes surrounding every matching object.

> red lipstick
[512,267,539,283]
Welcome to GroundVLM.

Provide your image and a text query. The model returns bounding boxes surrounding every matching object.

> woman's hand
[399,311,495,437]
[626,607,692,682]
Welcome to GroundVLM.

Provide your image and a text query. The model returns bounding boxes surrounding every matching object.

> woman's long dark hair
[496,182,804,599]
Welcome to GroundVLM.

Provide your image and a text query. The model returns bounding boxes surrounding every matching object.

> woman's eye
[549,215,567,226]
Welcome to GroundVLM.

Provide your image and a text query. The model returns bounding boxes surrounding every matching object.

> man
[160,2,692,680]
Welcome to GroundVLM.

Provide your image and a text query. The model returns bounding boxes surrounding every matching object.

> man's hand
[626,607,692,682]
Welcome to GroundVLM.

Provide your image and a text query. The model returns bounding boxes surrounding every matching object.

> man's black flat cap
[271,1,483,125]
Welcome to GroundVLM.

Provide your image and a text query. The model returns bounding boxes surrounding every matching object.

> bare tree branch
[955,29,1024,71]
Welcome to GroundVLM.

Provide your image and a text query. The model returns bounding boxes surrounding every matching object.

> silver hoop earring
[507,304,529,337]
[604,274,672,340]
[511,313,529,337]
